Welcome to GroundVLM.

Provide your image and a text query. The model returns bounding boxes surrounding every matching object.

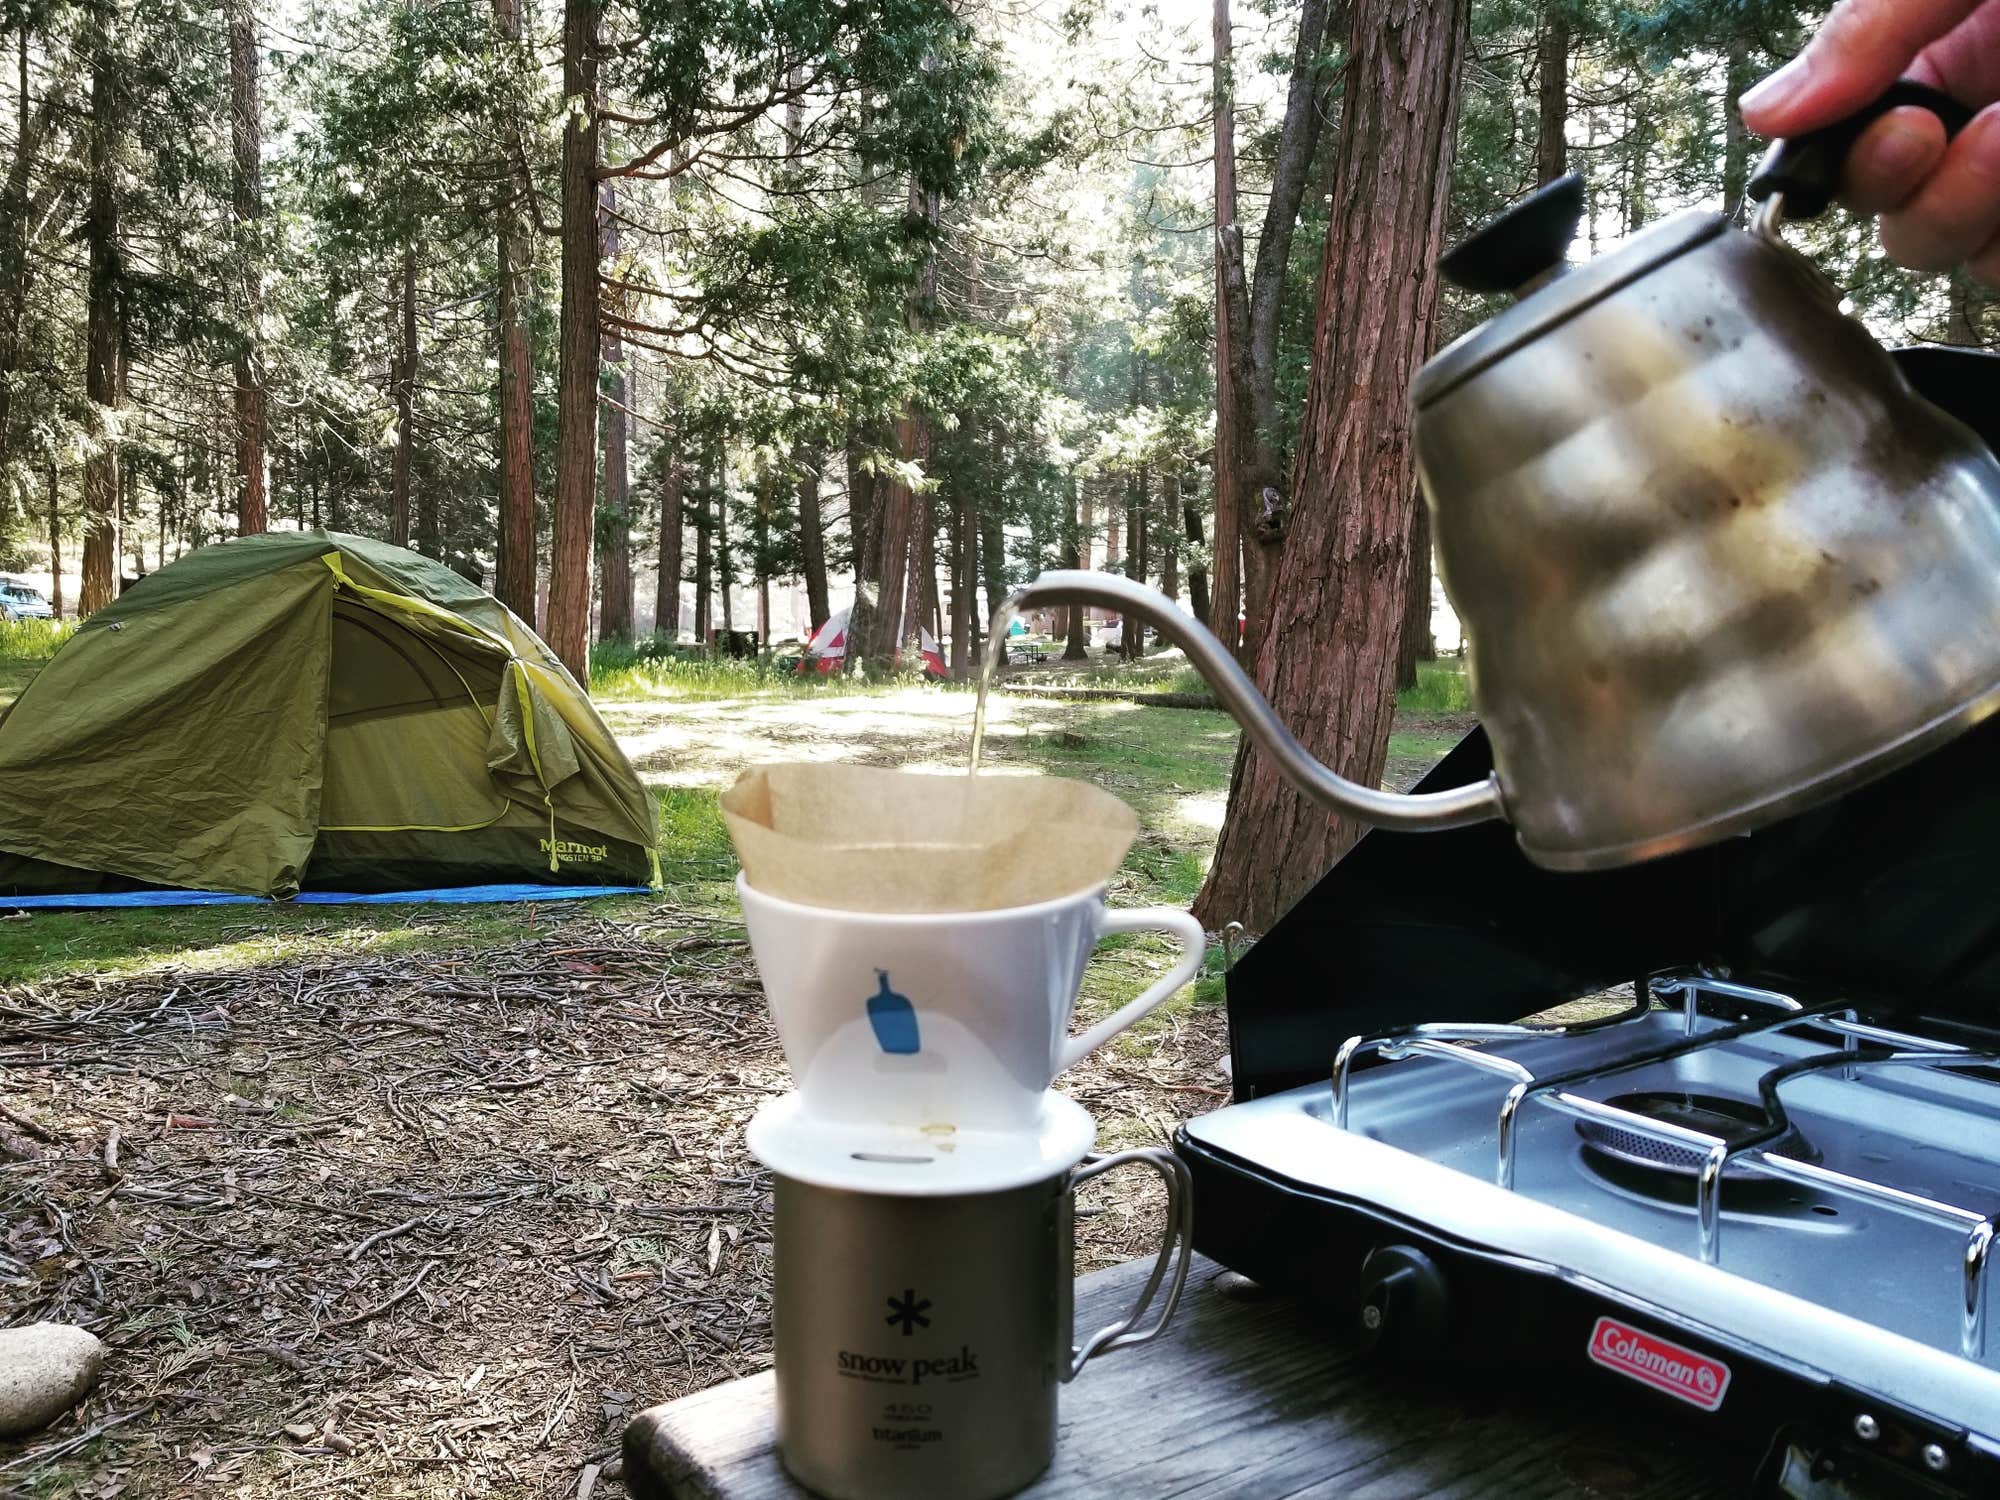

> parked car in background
[1091,620,1123,652]
[0,579,53,621]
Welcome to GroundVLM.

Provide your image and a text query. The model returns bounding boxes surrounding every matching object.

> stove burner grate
[1575,1091,1816,1179]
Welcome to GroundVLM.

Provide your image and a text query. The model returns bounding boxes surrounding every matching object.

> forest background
[2,0,1995,930]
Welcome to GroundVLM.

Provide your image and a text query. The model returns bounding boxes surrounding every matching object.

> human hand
[1740,0,2000,283]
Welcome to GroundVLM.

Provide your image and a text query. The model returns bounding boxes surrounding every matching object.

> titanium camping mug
[770,1148,1193,1500]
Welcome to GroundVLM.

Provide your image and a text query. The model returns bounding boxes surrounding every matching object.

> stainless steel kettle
[1011,83,2000,873]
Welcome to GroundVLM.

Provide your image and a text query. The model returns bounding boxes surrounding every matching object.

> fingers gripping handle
[1749,78,1974,221]
[1057,907,1207,1074]
[1065,1148,1194,1380]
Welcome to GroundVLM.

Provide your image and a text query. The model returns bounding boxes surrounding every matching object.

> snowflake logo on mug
[885,1288,932,1336]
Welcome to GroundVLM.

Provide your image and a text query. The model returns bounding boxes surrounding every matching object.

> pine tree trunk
[693,476,712,647]
[596,184,633,641]
[1184,488,1210,624]
[847,435,876,584]
[654,455,683,638]
[866,179,939,664]
[493,0,537,623]
[1194,0,1470,933]
[964,499,981,666]
[230,5,266,535]
[1721,38,1752,220]
[1535,3,1569,187]
[797,458,829,630]
[79,53,121,618]
[1217,0,1332,660]
[869,439,912,658]
[119,443,133,574]
[0,26,30,472]
[903,488,936,662]
[950,484,974,678]
[1161,471,1181,605]
[718,492,734,635]
[780,82,830,636]
[546,0,599,679]
[1122,469,1144,661]
[391,245,419,550]
[978,505,1006,628]
[1395,485,1434,689]
[845,446,878,666]
[46,457,60,619]
[1210,0,1245,656]
[1623,98,1654,234]
[754,503,769,650]
[1062,475,1088,661]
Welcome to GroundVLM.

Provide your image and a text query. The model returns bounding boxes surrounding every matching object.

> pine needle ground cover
[1,647,1470,1498]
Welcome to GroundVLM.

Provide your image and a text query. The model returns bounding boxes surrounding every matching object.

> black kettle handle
[1748,79,1975,221]
[1438,173,1587,294]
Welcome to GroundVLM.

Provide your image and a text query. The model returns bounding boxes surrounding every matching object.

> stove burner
[1575,1091,1818,1180]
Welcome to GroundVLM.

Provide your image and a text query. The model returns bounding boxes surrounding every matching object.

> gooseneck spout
[1006,571,1505,836]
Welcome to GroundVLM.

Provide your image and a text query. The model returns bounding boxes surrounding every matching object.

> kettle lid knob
[1439,174,1586,295]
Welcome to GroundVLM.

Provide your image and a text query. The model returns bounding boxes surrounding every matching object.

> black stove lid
[1224,711,2000,1102]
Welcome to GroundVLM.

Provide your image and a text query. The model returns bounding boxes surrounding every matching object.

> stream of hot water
[966,593,1029,778]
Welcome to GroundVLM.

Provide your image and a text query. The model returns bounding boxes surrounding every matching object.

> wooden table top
[622,1253,1745,1499]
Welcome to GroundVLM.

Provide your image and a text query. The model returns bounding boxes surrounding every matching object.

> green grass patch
[1023,651,1468,714]
[591,646,803,701]
[1025,650,1194,693]
[653,785,737,897]
[0,655,42,712]
[0,617,65,712]
[1387,730,1462,763]
[589,644,952,704]
[0,615,72,659]
[1395,657,1471,713]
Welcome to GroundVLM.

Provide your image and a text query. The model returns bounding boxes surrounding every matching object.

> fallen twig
[344,1216,424,1263]
[0,1097,66,1144]
[326,1260,439,1329]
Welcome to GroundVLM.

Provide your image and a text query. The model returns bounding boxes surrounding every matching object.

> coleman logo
[538,837,608,862]
[1587,1317,1731,1411]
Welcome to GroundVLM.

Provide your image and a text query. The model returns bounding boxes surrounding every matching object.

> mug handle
[1056,907,1207,1074]
[1063,1147,1194,1380]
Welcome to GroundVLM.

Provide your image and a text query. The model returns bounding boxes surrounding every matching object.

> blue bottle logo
[866,970,920,1055]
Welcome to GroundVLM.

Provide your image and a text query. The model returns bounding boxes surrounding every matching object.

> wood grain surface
[622,1254,1744,1499]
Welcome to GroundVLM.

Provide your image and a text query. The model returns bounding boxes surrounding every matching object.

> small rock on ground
[0,1323,105,1437]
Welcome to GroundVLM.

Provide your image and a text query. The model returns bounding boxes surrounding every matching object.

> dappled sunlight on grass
[0,898,652,986]
[1174,791,1227,833]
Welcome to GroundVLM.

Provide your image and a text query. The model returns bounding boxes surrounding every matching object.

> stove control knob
[1357,1245,1453,1362]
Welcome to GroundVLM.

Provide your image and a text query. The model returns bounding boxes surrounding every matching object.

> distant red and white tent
[916,626,947,679]
[801,607,851,674]
[799,606,946,680]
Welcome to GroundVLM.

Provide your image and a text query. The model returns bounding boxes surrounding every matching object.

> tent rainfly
[0,531,659,897]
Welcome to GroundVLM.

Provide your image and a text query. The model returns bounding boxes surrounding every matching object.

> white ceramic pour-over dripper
[738,876,1205,1133]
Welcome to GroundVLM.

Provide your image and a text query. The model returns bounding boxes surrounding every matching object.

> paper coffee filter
[720,762,1138,912]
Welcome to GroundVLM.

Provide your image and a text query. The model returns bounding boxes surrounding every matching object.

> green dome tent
[0,531,659,898]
